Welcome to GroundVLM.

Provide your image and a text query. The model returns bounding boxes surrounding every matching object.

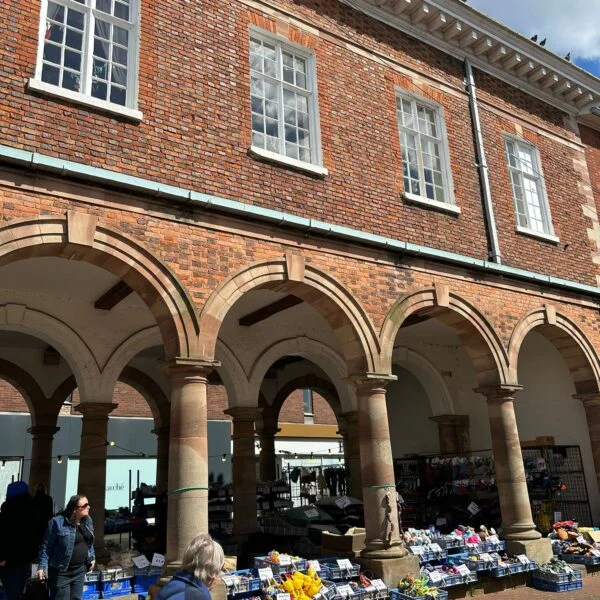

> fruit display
[263,567,325,600]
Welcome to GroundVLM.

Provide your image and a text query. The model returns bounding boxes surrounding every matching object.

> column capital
[574,393,600,407]
[475,385,523,401]
[74,402,118,418]
[163,357,221,380]
[349,372,397,391]
[430,414,470,426]
[225,406,260,421]
[27,424,60,438]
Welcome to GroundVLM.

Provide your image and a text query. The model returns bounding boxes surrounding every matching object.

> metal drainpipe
[465,59,502,264]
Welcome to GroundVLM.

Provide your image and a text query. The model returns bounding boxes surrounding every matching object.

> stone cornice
[340,0,600,116]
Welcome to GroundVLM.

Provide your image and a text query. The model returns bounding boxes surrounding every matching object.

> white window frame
[504,135,558,243]
[396,89,458,214]
[302,389,314,425]
[248,28,327,177]
[30,0,142,121]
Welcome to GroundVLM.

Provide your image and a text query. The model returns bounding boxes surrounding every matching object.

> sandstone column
[166,361,215,565]
[257,422,280,482]
[355,376,406,558]
[577,394,600,491]
[429,414,471,455]
[75,401,117,560]
[339,411,362,499]
[477,386,540,541]
[152,425,170,493]
[225,407,259,536]
[27,422,60,491]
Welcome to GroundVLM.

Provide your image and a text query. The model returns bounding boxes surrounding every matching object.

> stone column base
[356,555,420,583]
[506,538,553,565]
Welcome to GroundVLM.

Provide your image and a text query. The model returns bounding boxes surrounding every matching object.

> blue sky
[468,0,600,78]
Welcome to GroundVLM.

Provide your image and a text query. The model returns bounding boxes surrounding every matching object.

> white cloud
[468,0,600,61]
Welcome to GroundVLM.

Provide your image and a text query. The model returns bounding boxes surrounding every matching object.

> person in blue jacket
[157,533,224,600]
[37,494,95,600]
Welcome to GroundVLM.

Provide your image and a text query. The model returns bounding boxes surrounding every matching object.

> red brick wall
[0,0,596,283]
[582,125,600,219]
[0,379,28,412]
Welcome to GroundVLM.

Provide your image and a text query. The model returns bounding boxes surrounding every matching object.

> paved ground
[447,572,600,599]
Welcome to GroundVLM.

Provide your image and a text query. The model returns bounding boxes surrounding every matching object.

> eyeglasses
[76,503,90,509]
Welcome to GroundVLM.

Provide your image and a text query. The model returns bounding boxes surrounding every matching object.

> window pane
[67,9,84,30]
[42,63,60,85]
[66,29,83,50]
[62,70,80,91]
[110,85,126,105]
[115,1,130,21]
[97,0,112,14]
[64,49,81,72]
[92,80,108,100]
[112,45,128,66]
[43,43,62,65]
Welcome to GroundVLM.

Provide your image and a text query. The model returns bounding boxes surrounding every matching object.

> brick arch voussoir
[263,374,341,426]
[508,308,600,395]
[119,366,169,428]
[0,217,199,361]
[198,259,379,374]
[0,358,45,421]
[380,288,508,387]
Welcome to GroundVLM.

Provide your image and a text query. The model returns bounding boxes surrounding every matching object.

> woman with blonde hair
[157,533,225,600]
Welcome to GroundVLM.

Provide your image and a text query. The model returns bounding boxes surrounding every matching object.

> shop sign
[410,546,424,555]
[258,568,274,580]
[467,502,480,515]
[278,555,292,566]
[337,559,353,570]
[517,555,530,564]
[277,594,291,600]
[486,535,499,544]
[336,585,354,598]
[371,580,387,591]
[151,553,165,567]
[335,496,352,509]
[428,571,442,583]
[132,555,150,569]
[308,561,321,572]
[457,565,471,576]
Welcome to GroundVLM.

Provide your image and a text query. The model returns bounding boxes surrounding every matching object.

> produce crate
[320,561,361,581]
[133,572,163,594]
[459,556,499,571]
[478,541,505,552]
[408,548,447,563]
[531,577,583,592]
[390,588,448,600]
[333,587,364,600]
[85,572,101,583]
[531,569,582,583]
[561,554,600,565]
[316,580,338,600]
[439,538,464,550]
[82,582,99,600]
[100,568,134,582]
[100,578,132,599]
[221,570,262,596]
[430,572,477,587]
[254,557,308,575]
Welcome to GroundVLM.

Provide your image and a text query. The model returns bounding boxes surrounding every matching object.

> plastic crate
[561,554,600,565]
[100,568,134,582]
[320,561,361,581]
[254,557,308,575]
[221,570,262,596]
[459,556,499,571]
[531,577,583,592]
[100,578,132,598]
[431,572,477,587]
[133,573,162,594]
[479,541,505,553]
[531,568,582,583]
[85,572,101,583]
[439,538,465,550]
[316,581,338,600]
[390,588,448,600]
[83,582,100,599]
[333,587,364,600]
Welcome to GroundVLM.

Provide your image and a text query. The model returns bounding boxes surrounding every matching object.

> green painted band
[168,486,209,495]
[366,484,396,489]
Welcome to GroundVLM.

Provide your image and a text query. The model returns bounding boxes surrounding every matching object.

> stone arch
[380,287,508,387]
[392,346,454,415]
[0,215,199,360]
[265,374,341,425]
[198,259,380,374]
[0,304,100,401]
[248,336,354,412]
[508,307,600,395]
[214,339,249,410]
[119,366,169,427]
[0,358,45,419]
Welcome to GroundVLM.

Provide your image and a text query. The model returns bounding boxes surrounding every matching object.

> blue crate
[222,570,262,596]
[253,557,307,575]
[390,588,448,600]
[439,538,465,550]
[83,582,99,599]
[479,541,505,553]
[459,556,499,571]
[100,578,132,598]
[320,561,361,581]
[532,568,582,584]
[561,554,600,565]
[425,571,477,588]
[133,573,162,594]
[531,577,583,592]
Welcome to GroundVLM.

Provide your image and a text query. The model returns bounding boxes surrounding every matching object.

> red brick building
[1,0,600,567]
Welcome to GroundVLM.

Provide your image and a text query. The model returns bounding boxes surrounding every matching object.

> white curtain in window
[94,19,127,87]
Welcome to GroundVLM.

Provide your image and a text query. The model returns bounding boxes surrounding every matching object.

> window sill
[515,226,559,244]
[248,146,328,177]
[403,192,461,215]
[28,79,143,122]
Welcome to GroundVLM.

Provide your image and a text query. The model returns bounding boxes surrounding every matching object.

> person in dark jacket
[0,481,39,600]
[37,494,95,600]
[32,483,55,547]
[157,533,224,600]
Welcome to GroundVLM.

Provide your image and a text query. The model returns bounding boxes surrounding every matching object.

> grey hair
[182,533,225,584]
